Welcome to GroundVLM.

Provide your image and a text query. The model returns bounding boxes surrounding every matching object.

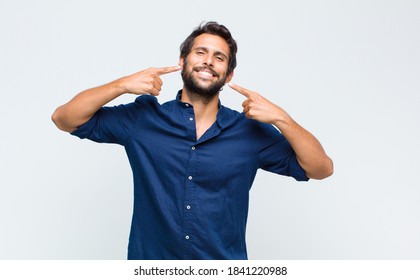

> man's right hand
[119,65,181,96]
[52,65,181,132]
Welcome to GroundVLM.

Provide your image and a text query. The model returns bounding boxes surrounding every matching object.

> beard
[181,62,227,104]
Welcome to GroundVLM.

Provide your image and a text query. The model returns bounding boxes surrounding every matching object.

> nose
[203,54,214,67]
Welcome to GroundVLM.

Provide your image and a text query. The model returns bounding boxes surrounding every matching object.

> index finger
[228,83,253,98]
[155,65,182,75]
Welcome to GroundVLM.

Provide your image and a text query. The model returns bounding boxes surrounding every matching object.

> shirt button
[186,205,191,210]
[189,117,194,121]
[185,235,190,240]
[191,146,196,151]
[188,176,192,180]
[185,104,189,107]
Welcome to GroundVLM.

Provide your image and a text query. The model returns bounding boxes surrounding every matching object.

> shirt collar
[175,90,227,128]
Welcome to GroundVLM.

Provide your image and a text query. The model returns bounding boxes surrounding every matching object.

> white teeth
[198,71,213,77]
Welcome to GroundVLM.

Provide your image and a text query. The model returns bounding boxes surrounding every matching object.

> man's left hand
[228,83,290,126]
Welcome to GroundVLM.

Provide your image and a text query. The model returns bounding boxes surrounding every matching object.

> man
[52,21,333,260]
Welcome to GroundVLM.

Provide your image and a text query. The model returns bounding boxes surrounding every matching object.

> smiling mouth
[194,67,219,78]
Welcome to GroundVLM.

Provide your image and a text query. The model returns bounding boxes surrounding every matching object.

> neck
[181,88,220,117]
[182,87,219,104]
[181,87,220,139]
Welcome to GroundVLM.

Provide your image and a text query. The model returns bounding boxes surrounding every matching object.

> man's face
[180,33,233,101]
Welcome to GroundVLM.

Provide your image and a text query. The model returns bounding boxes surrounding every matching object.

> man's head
[179,22,238,102]
[180,21,237,76]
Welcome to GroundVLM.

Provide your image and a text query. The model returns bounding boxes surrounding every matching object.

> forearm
[274,117,333,179]
[228,83,333,179]
[52,65,181,133]
[52,78,125,132]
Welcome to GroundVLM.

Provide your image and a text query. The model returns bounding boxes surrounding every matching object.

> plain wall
[1,0,419,259]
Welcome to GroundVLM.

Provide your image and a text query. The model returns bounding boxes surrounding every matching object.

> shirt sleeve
[70,99,142,145]
[254,122,309,182]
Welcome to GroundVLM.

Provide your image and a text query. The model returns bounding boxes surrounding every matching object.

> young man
[52,22,333,259]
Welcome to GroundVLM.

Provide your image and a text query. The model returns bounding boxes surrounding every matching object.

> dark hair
[180,21,237,76]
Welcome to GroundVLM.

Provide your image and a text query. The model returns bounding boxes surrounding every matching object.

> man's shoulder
[221,105,281,137]
[220,104,240,117]
[134,94,159,105]
[220,105,264,126]
[219,105,260,130]
[133,94,179,109]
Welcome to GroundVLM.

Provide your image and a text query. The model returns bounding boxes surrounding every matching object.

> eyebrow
[193,46,229,60]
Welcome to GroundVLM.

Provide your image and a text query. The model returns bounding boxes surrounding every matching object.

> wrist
[273,113,294,130]
[111,77,128,96]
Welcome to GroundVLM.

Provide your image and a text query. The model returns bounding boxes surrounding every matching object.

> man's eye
[197,51,205,55]
[216,56,224,61]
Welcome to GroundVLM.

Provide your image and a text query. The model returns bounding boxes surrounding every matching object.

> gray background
[1,0,419,259]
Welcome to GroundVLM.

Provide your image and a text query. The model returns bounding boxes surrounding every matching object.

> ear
[178,57,185,67]
[225,70,234,83]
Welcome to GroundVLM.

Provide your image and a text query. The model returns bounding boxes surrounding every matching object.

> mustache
[193,66,219,78]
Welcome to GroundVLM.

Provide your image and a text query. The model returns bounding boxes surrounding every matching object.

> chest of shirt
[124,117,259,190]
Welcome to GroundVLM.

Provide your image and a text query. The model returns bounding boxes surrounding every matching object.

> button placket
[180,98,198,258]
[182,103,196,141]
[182,137,198,258]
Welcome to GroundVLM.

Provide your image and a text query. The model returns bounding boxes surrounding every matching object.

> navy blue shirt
[71,91,308,259]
